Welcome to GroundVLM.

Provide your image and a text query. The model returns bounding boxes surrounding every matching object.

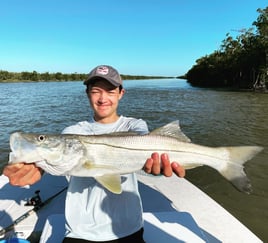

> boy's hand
[144,152,185,178]
[3,163,43,186]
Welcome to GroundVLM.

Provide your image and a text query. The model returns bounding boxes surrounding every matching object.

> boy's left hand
[143,152,185,178]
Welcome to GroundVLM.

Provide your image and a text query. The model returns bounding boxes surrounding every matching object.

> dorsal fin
[150,120,191,142]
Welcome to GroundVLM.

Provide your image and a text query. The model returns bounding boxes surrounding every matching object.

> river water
[0,79,267,241]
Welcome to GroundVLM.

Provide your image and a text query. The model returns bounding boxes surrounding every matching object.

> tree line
[0,70,171,83]
[0,70,87,82]
[186,7,268,91]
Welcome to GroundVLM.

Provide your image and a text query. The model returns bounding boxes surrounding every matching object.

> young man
[3,65,185,243]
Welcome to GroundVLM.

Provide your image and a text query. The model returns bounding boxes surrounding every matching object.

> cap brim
[84,76,121,87]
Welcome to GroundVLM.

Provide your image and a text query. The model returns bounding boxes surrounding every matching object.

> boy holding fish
[3,65,185,243]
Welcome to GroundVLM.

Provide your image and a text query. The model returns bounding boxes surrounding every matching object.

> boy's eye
[89,88,118,95]
[90,90,100,94]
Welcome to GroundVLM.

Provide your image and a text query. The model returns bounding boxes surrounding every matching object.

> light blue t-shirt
[62,116,149,241]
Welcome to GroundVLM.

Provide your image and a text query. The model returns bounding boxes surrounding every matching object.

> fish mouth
[10,132,22,152]
[9,132,22,162]
[9,132,42,163]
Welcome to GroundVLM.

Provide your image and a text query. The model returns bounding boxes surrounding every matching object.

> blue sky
[0,0,267,76]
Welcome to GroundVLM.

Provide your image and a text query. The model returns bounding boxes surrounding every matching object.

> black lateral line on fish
[80,140,224,160]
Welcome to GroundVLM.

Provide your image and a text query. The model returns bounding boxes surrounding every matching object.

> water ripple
[0,80,267,240]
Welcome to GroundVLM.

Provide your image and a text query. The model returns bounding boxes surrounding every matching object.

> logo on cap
[96,66,109,75]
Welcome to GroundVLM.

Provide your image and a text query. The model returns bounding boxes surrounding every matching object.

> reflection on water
[0,79,267,241]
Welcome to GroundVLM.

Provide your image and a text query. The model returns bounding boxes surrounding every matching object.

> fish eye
[38,135,46,142]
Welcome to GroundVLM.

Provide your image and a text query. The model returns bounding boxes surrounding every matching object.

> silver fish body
[8,121,263,194]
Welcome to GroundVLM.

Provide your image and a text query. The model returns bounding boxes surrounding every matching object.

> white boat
[0,173,263,243]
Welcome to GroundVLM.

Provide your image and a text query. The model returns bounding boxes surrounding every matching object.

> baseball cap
[84,65,122,87]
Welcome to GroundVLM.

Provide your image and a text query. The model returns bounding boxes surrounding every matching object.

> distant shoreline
[0,69,177,83]
[0,77,177,83]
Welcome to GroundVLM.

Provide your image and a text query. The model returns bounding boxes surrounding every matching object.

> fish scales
[8,121,263,194]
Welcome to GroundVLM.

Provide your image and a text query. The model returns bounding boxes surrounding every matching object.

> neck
[94,114,120,124]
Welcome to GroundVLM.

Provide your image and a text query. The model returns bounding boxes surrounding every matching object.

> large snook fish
[8,121,263,194]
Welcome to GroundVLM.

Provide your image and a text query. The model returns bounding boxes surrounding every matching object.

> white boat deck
[138,174,262,243]
[0,173,263,243]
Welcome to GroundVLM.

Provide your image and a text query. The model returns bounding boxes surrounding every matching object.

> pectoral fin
[95,174,122,194]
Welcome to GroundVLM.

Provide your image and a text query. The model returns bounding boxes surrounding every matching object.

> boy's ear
[119,89,125,100]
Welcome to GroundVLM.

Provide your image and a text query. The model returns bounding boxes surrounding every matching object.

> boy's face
[87,79,125,123]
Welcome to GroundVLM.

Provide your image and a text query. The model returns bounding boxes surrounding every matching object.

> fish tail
[219,146,263,193]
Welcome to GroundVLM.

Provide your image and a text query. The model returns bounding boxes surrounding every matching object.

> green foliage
[0,70,88,82]
[186,6,268,90]
[0,70,169,83]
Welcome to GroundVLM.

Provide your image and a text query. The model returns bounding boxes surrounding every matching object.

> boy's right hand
[3,163,43,186]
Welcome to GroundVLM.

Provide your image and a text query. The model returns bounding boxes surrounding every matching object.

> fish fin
[95,174,122,194]
[82,161,122,173]
[219,146,263,194]
[150,120,191,142]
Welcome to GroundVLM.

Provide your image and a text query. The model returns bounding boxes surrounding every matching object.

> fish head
[9,132,64,165]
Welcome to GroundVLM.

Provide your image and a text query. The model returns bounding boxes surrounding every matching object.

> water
[0,79,267,241]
